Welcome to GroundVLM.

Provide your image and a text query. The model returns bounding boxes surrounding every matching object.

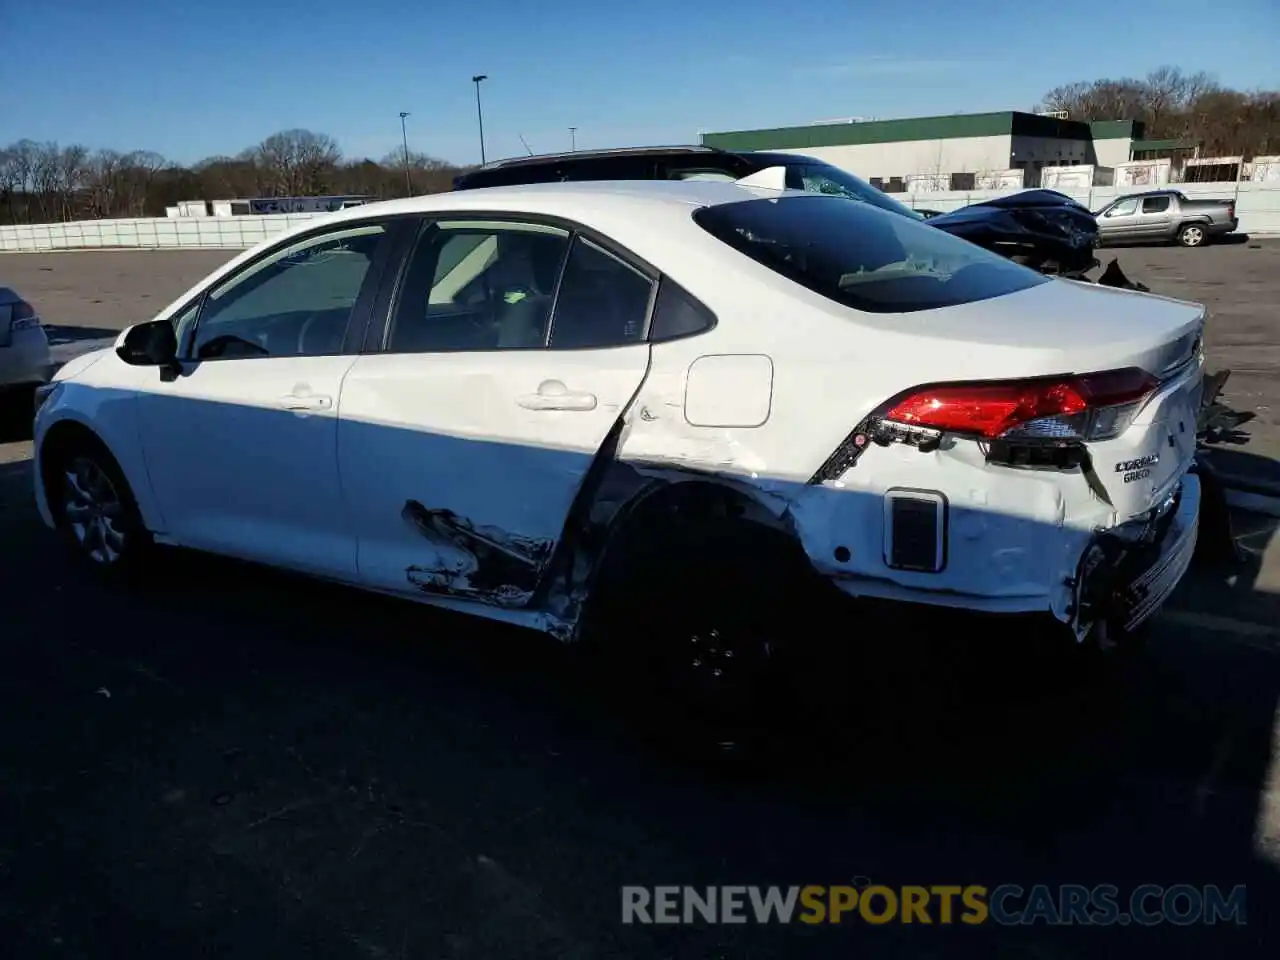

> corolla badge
[1116,453,1159,484]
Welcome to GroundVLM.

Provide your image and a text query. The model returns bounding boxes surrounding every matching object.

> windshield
[784,162,924,220]
[694,194,1048,314]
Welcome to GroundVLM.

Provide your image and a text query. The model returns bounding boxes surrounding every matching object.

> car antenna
[517,133,534,156]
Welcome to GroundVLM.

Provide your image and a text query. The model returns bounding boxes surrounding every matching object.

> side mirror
[116,319,178,368]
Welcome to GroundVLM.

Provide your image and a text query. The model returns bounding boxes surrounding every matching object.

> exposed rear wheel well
[584,479,813,612]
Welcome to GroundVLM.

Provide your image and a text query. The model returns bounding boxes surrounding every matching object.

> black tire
[585,518,807,755]
[47,434,150,577]
[1177,223,1207,248]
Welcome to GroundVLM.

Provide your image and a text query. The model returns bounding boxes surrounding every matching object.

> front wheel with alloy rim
[52,442,148,573]
[1178,224,1206,247]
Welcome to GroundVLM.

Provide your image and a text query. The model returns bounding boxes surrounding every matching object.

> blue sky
[1,0,1276,167]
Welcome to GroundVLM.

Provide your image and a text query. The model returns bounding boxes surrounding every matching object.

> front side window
[1106,198,1139,217]
[190,223,387,360]
[387,220,571,353]
[693,195,1047,314]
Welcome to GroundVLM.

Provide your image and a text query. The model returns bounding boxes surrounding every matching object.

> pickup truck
[1094,189,1238,247]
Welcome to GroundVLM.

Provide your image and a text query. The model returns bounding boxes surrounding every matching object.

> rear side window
[649,278,716,342]
[1142,196,1171,213]
[548,237,654,349]
[693,195,1047,314]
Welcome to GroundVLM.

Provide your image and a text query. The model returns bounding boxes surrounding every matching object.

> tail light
[881,367,1159,443]
[1227,201,1236,220]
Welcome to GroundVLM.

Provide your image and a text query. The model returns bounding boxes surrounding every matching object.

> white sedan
[32,175,1204,716]
[1,286,54,395]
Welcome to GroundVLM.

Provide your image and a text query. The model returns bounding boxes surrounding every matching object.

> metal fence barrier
[2,182,1278,252]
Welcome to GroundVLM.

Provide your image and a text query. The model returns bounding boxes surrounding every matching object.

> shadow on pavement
[0,385,35,444]
[0,442,1279,956]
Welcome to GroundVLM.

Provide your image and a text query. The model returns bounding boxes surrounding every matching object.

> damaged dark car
[923,189,1101,278]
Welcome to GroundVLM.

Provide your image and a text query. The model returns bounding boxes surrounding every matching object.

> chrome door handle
[517,380,597,412]
[279,394,332,411]
[517,393,597,411]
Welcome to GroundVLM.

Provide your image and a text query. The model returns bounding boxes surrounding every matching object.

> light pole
[471,74,488,165]
[569,126,577,151]
[398,111,412,194]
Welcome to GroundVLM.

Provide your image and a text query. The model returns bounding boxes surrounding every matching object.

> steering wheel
[297,310,345,355]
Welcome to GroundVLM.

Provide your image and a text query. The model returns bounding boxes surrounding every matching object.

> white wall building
[702,112,1142,192]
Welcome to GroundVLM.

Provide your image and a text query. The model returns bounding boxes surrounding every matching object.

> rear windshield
[783,162,923,221]
[693,195,1048,314]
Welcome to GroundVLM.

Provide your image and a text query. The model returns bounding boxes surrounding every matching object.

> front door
[1099,196,1141,242]
[337,216,655,605]
[135,220,396,577]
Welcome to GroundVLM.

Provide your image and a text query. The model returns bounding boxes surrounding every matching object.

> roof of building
[475,145,720,170]
[1131,138,1197,152]
[701,112,1144,151]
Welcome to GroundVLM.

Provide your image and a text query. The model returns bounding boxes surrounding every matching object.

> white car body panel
[32,180,1207,641]
[33,351,158,532]
[1,289,55,388]
[134,355,359,577]
[337,346,651,603]
[0,325,54,388]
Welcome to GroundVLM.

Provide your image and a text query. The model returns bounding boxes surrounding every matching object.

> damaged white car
[33,176,1204,715]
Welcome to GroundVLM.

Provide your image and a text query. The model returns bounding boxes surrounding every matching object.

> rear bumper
[0,326,55,388]
[796,467,1200,631]
[1208,219,1238,236]
[1072,474,1199,636]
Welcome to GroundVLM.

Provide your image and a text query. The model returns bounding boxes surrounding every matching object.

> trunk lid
[853,278,1206,519]
[859,276,1205,380]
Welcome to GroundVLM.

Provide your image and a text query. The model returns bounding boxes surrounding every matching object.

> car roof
[472,145,730,170]
[326,178,792,227]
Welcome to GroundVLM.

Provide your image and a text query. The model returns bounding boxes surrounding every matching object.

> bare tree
[84,149,125,219]
[29,142,62,220]
[254,129,342,196]
[56,144,90,219]
[0,146,18,221]
[0,125,461,224]
[1040,66,1278,159]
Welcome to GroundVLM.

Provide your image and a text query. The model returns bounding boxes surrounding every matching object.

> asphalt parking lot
[2,241,1280,958]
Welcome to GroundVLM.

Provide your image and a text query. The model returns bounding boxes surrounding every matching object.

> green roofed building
[701,112,1143,190]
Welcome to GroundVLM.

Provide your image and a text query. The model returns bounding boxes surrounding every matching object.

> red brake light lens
[882,368,1159,442]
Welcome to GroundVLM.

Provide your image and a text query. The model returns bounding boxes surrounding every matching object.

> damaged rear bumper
[1069,474,1200,638]
[794,469,1200,634]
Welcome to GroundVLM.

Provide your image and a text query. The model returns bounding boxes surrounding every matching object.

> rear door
[1134,194,1174,239]
[337,215,656,605]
